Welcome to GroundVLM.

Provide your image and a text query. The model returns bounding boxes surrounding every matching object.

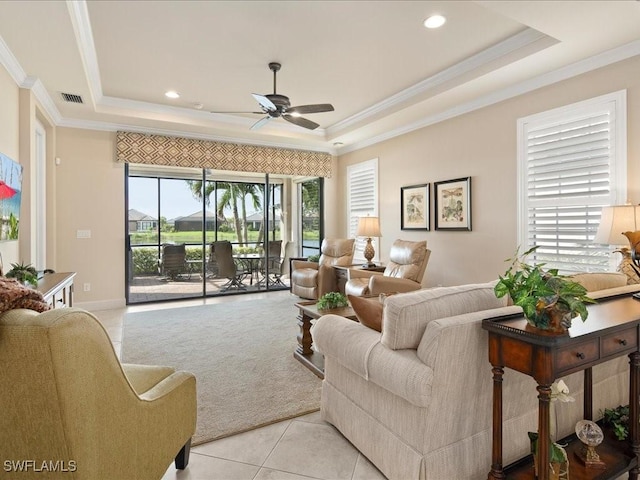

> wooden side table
[482,294,640,480]
[333,264,386,294]
[294,300,357,378]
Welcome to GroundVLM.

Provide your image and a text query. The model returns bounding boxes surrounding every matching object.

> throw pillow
[348,294,383,332]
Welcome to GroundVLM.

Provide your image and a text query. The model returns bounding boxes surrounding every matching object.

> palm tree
[187,179,263,246]
[217,183,263,246]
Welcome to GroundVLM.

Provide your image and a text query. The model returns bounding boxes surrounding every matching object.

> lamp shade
[357,216,381,237]
[593,205,640,246]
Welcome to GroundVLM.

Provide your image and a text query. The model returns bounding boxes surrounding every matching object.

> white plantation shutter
[347,158,378,263]
[518,91,626,273]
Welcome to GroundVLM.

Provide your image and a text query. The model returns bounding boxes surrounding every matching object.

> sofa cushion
[348,295,383,332]
[381,282,507,350]
[570,272,627,292]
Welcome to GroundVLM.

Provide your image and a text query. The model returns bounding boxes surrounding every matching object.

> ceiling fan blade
[211,111,264,114]
[250,116,273,131]
[252,93,277,112]
[283,114,320,130]
[287,104,334,115]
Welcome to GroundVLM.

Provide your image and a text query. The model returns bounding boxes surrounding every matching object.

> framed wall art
[434,177,471,231]
[401,183,429,230]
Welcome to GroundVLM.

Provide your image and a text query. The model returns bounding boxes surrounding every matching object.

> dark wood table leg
[293,306,325,378]
[296,309,313,355]
[537,383,552,480]
[584,367,593,420]
[630,351,640,480]
[489,365,505,480]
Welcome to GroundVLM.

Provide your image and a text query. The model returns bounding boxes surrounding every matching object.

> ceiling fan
[212,62,334,131]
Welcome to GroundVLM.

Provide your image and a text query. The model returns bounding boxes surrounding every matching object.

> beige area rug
[121,294,321,446]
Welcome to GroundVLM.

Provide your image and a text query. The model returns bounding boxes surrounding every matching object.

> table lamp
[357,216,381,268]
[593,204,640,283]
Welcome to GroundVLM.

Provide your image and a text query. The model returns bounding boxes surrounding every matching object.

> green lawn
[130,230,319,245]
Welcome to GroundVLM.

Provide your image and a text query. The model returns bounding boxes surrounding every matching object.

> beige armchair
[291,238,355,299]
[0,307,197,480]
[345,239,430,297]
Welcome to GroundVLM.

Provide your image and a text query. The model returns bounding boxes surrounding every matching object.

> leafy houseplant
[316,292,349,310]
[494,246,595,332]
[5,261,38,287]
[602,404,629,440]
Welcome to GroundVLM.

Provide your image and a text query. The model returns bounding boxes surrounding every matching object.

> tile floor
[92,291,387,480]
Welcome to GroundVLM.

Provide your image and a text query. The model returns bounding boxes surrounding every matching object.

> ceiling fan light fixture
[165,90,180,99]
[424,14,446,29]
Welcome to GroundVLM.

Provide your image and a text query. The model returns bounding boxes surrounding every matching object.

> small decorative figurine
[575,419,606,469]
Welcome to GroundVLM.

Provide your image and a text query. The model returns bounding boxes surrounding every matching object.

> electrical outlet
[83,283,91,292]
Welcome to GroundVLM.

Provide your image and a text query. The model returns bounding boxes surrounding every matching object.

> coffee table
[294,300,357,378]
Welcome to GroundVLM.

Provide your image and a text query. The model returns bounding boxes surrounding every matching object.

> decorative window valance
[116,131,332,177]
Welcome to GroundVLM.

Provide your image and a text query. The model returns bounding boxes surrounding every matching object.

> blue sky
[128,177,278,220]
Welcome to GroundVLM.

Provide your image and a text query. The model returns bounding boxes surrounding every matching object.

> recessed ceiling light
[165,90,180,99]
[424,14,446,29]
[333,142,344,147]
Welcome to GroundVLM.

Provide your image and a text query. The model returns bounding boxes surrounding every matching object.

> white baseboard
[75,298,126,311]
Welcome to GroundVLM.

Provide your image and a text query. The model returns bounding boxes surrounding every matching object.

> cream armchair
[0,307,197,480]
[345,239,430,297]
[291,238,355,299]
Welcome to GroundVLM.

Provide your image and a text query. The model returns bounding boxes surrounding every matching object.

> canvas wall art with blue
[0,152,23,241]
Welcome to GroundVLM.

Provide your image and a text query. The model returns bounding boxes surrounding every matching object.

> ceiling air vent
[60,92,84,104]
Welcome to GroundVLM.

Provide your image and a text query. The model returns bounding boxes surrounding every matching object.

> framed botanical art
[434,177,472,231]
[401,184,429,230]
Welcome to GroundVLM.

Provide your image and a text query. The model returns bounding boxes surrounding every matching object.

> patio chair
[160,244,189,281]
[212,241,249,291]
[206,242,219,278]
[259,240,287,287]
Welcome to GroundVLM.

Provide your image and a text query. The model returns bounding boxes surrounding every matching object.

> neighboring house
[173,210,225,232]
[128,209,157,232]
[245,210,281,231]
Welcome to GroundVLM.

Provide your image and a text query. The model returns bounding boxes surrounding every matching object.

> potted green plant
[494,246,595,332]
[5,261,38,287]
[317,292,349,310]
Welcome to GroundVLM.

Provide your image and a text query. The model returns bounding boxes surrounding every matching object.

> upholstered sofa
[312,273,640,480]
[0,307,197,480]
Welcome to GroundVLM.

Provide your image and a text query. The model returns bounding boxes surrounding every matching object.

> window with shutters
[347,158,379,263]
[517,90,627,273]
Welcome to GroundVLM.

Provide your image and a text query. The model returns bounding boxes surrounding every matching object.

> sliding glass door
[126,165,289,304]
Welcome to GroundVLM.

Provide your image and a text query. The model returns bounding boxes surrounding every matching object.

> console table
[36,272,76,309]
[482,294,640,480]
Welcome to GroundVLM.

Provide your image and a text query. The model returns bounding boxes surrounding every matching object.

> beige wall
[2,55,640,305]
[55,129,125,308]
[337,55,640,287]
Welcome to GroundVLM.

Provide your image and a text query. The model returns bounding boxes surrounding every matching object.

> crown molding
[66,0,102,105]
[338,39,640,156]
[0,33,26,86]
[66,0,326,140]
[28,77,63,124]
[56,117,335,154]
[98,95,327,138]
[327,28,556,138]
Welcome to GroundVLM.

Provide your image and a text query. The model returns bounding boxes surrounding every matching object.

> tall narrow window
[299,178,323,257]
[347,158,379,263]
[518,91,627,273]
